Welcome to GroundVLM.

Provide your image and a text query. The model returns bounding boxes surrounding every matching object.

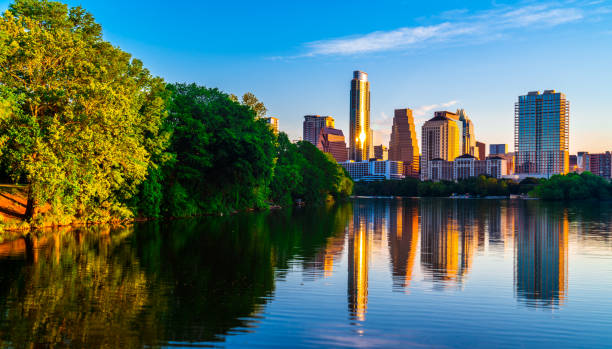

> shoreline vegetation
[0,0,352,233]
[353,172,612,201]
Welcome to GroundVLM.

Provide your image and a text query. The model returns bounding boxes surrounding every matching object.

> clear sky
[2,0,611,153]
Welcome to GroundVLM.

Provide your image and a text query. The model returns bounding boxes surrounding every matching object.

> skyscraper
[373,145,388,160]
[389,108,420,177]
[490,144,508,155]
[303,115,334,145]
[457,109,475,156]
[515,90,569,175]
[263,117,279,134]
[349,71,371,161]
[421,111,461,180]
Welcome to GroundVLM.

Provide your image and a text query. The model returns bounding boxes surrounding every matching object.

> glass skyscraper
[515,90,569,175]
[349,71,371,161]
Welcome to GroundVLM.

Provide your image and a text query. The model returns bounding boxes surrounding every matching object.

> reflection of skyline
[388,203,419,290]
[514,204,569,308]
[420,200,476,287]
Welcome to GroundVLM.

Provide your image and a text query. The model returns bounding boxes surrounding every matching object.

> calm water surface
[0,198,611,348]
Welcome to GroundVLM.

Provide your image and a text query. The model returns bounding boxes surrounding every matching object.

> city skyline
[13,0,611,154]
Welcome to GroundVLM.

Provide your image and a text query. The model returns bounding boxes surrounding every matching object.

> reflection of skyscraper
[420,200,475,286]
[349,71,371,161]
[514,203,568,308]
[348,204,370,321]
[388,202,419,290]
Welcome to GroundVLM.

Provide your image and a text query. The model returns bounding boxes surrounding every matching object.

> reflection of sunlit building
[420,200,475,286]
[347,200,390,321]
[514,204,569,308]
[388,203,419,290]
[303,233,345,280]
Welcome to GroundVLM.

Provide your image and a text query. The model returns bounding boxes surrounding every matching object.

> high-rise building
[515,90,569,175]
[373,145,388,160]
[263,117,279,134]
[303,115,334,145]
[349,71,371,161]
[577,151,590,172]
[476,141,486,160]
[457,109,476,156]
[490,144,508,155]
[421,111,461,180]
[389,108,420,177]
[569,155,578,172]
[317,127,348,163]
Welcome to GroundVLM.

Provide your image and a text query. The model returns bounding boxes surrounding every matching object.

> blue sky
[2,0,611,153]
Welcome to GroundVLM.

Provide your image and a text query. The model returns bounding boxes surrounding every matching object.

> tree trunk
[24,187,36,220]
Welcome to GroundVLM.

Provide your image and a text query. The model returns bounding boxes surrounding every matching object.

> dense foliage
[0,0,353,226]
[354,176,536,197]
[0,0,168,225]
[530,172,612,201]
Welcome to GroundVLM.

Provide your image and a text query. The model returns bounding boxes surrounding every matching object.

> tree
[0,0,168,223]
[162,84,276,216]
[230,92,268,118]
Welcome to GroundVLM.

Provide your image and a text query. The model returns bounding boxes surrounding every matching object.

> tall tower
[457,109,475,156]
[515,90,569,175]
[421,111,461,180]
[389,108,420,177]
[349,71,371,161]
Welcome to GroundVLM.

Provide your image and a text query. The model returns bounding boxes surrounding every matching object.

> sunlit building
[263,117,279,134]
[457,109,476,157]
[515,90,569,175]
[303,115,334,145]
[349,71,372,161]
[389,108,420,178]
[421,111,461,180]
[476,141,486,160]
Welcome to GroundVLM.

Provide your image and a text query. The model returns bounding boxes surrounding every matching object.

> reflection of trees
[514,202,569,308]
[388,201,419,290]
[0,225,162,347]
[0,203,353,346]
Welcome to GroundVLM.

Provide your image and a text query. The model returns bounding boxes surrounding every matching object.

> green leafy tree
[0,0,168,223]
[230,92,268,118]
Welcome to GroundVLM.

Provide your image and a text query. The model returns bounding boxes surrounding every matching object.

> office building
[569,155,578,172]
[577,151,590,172]
[374,145,388,161]
[389,108,420,177]
[317,127,348,163]
[515,90,569,175]
[457,109,476,156]
[263,117,279,134]
[476,141,486,160]
[421,111,461,180]
[425,156,509,182]
[303,115,335,145]
[340,160,404,181]
[349,71,372,161]
[490,144,508,155]
[588,152,612,179]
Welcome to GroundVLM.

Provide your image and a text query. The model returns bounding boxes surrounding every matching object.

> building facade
[421,111,461,180]
[317,127,348,163]
[588,152,612,179]
[389,108,420,178]
[515,90,569,175]
[349,71,372,161]
[476,141,486,160]
[457,109,476,157]
[303,115,334,145]
[341,160,404,181]
[425,156,509,182]
[490,144,508,155]
[374,145,388,160]
[263,117,279,134]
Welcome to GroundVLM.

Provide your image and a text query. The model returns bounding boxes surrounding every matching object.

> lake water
[0,198,611,348]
